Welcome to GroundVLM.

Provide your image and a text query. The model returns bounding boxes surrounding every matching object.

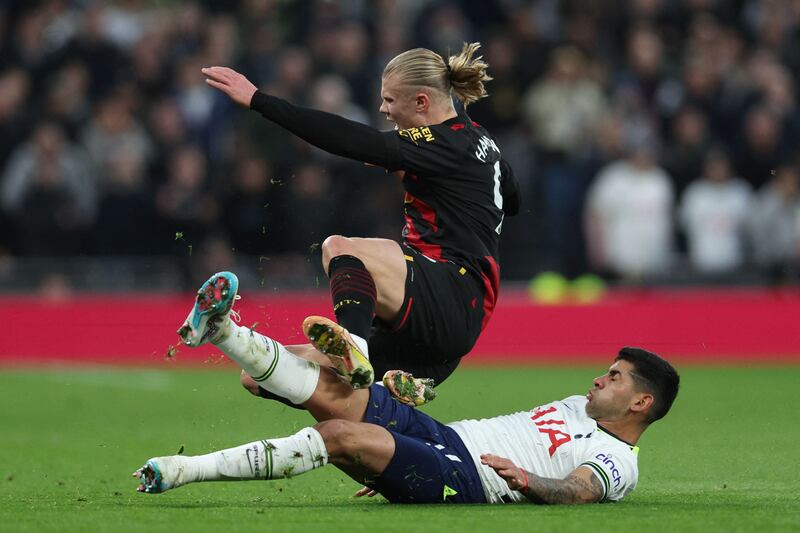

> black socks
[327,255,377,339]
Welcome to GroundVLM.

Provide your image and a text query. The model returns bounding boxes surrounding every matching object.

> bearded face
[585,360,648,421]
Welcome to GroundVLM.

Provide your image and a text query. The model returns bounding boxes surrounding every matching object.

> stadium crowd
[1,0,800,291]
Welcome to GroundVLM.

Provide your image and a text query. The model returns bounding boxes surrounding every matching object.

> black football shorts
[367,244,486,384]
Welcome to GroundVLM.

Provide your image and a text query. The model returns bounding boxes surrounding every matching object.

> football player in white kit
[133,281,680,506]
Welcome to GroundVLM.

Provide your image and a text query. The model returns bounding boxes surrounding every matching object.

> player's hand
[202,66,258,107]
[480,453,529,492]
[354,486,377,498]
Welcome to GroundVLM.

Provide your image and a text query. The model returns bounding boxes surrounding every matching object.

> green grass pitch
[1,364,798,532]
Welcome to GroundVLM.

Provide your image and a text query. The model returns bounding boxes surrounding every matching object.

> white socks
[215,322,320,405]
[157,427,329,489]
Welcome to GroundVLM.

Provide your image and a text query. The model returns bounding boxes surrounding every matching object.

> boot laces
[230,295,242,323]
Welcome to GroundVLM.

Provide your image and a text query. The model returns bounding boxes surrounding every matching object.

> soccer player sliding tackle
[140,272,679,505]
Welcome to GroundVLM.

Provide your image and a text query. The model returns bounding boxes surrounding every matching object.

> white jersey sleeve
[578,433,639,502]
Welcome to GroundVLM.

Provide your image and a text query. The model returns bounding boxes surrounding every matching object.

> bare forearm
[519,470,603,505]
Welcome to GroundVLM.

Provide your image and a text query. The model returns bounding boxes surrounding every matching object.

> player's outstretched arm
[480,454,604,504]
[202,66,396,169]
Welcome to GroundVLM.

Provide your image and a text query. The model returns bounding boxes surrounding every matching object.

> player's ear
[630,392,654,415]
[415,91,430,113]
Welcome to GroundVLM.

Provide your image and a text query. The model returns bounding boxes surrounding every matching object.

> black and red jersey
[250,92,520,320]
[381,116,518,321]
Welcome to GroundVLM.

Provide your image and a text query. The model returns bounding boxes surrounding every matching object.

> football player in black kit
[199,42,519,406]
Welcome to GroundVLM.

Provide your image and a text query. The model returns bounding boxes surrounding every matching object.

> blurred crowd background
[2,0,800,295]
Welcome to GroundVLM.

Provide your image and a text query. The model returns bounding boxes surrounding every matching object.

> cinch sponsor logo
[596,453,622,488]
[474,135,500,162]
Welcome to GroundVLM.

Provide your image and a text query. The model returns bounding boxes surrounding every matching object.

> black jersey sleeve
[250,91,466,176]
[250,91,397,168]
[500,158,520,216]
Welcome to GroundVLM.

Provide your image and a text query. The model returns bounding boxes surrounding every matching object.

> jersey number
[492,161,504,235]
[531,406,572,457]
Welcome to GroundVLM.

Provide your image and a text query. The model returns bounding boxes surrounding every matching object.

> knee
[315,419,359,456]
[321,235,354,271]
[240,370,262,397]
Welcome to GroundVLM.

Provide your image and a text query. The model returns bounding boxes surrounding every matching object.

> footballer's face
[379,75,423,131]
[585,360,645,421]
